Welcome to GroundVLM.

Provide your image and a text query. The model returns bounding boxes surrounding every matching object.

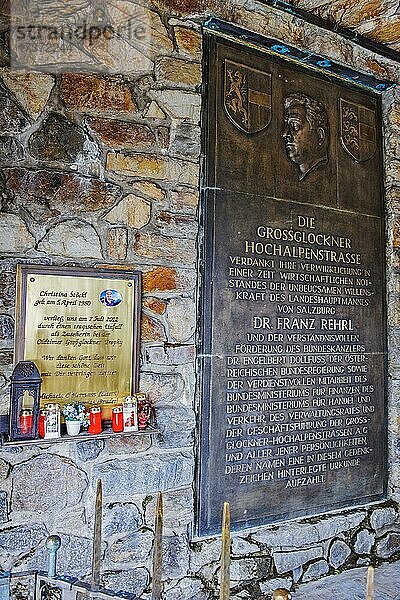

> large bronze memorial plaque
[197,34,387,536]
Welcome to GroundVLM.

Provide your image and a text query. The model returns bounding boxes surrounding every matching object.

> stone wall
[0,1,399,599]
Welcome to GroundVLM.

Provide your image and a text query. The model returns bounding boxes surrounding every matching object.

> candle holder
[123,397,138,432]
[9,361,42,441]
[88,407,102,434]
[44,403,61,439]
[137,393,153,430]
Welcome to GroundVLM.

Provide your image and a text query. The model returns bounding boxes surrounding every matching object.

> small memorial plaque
[198,34,387,536]
[14,265,141,417]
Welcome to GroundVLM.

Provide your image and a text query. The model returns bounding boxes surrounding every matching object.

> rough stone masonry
[0,0,399,599]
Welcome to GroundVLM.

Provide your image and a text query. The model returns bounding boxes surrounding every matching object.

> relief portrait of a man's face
[282,93,329,181]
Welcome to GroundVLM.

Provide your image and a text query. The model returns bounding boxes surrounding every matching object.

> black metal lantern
[9,361,42,441]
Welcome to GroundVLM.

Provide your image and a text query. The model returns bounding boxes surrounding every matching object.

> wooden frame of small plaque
[14,264,141,420]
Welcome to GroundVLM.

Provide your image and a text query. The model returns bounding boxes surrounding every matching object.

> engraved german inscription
[223,211,377,493]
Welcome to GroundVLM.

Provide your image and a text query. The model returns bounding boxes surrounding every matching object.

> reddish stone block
[6,168,120,213]
[106,152,165,178]
[142,267,177,292]
[134,231,196,263]
[105,435,152,455]
[393,222,400,249]
[365,22,400,45]
[175,27,202,59]
[155,210,197,237]
[143,297,167,314]
[156,211,195,226]
[170,189,198,211]
[155,57,202,86]
[87,118,156,149]
[60,73,137,113]
[141,314,166,342]
[129,181,166,202]
[364,58,391,78]
[152,0,202,14]
[157,126,170,150]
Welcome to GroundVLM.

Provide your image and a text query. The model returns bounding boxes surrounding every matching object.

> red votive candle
[19,409,33,435]
[38,409,47,438]
[112,406,124,433]
[88,407,102,434]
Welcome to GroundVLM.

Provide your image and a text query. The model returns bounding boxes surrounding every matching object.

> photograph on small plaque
[14,265,141,420]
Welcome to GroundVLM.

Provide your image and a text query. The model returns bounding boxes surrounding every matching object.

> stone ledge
[0,427,158,447]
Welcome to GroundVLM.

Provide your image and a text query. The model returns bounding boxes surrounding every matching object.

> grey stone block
[293,565,303,583]
[27,533,93,578]
[29,112,98,164]
[302,559,329,582]
[252,512,365,549]
[102,567,149,597]
[0,82,31,133]
[143,487,193,534]
[0,315,14,342]
[93,453,194,497]
[37,221,102,259]
[139,372,184,406]
[144,344,195,366]
[162,533,190,579]
[376,533,400,559]
[155,405,195,448]
[76,440,104,462]
[189,539,221,572]
[0,523,47,555]
[354,529,374,555]
[292,561,400,599]
[0,490,8,523]
[230,556,271,582]
[108,529,153,564]
[0,136,24,162]
[11,455,87,514]
[170,122,201,158]
[0,458,10,480]
[260,577,292,595]
[165,297,196,343]
[370,507,397,531]
[329,540,351,568]
[164,577,208,600]
[231,537,259,555]
[104,503,142,537]
[274,547,323,574]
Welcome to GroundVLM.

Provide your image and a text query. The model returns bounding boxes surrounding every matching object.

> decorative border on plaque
[14,264,141,416]
[205,18,396,93]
